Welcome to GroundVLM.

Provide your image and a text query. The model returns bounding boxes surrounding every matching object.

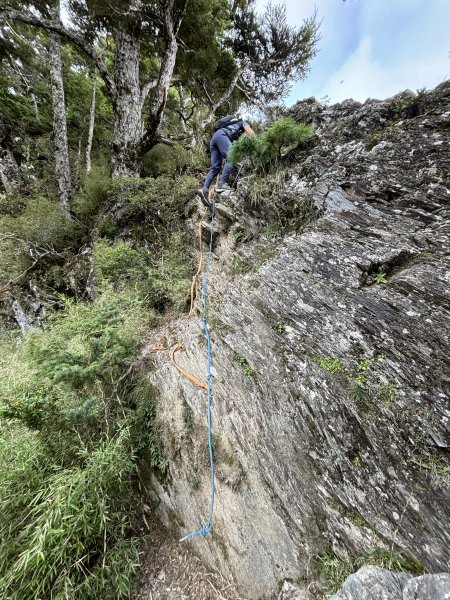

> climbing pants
[203,129,233,190]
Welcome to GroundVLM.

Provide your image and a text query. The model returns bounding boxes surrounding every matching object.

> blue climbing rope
[180,193,216,542]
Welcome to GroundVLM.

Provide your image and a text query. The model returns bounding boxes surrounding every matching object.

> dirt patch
[134,520,244,600]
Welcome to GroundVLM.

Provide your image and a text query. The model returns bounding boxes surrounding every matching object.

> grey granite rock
[403,573,450,600]
[278,581,313,600]
[142,81,450,599]
[329,566,411,599]
[329,567,450,600]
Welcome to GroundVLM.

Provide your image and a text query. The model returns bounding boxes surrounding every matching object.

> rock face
[143,82,450,599]
[329,566,450,600]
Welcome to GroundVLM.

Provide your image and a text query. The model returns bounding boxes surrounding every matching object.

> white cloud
[320,36,449,102]
[248,0,450,103]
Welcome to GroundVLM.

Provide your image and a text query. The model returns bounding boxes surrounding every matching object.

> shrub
[0,196,78,250]
[72,166,112,225]
[111,175,197,224]
[0,195,80,285]
[228,117,314,170]
[240,168,317,235]
[93,240,150,287]
[0,291,149,461]
[0,288,162,598]
[141,143,207,178]
[92,236,193,311]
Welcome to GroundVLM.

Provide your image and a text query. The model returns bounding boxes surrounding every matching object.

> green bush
[0,190,27,216]
[72,166,112,225]
[228,117,314,170]
[0,287,163,598]
[111,175,197,225]
[240,168,317,236]
[93,240,149,287]
[142,143,208,178]
[92,234,193,311]
[0,196,78,250]
[0,292,149,461]
[0,195,80,285]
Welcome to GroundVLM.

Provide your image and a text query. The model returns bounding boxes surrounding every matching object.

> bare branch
[140,0,188,152]
[156,132,192,146]
[200,79,214,107]
[140,79,157,106]
[200,69,242,129]
[236,81,252,100]
[0,9,117,106]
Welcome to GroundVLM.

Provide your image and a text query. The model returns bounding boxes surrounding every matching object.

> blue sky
[256,0,450,105]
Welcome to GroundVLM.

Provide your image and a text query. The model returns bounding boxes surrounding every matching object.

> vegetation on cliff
[0,2,320,595]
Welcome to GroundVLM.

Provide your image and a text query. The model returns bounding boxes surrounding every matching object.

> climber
[197,115,255,206]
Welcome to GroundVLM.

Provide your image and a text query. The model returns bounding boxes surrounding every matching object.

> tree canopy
[0,0,319,183]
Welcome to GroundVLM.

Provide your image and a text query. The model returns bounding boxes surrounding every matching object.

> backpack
[214,115,240,131]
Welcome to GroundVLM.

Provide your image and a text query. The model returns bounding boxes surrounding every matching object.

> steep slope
[141,82,450,599]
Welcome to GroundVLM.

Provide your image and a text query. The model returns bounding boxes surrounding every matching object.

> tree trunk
[86,72,96,174]
[0,116,24,193]
[178,85,187,132]
[49,2,72,217]
[110,19,142,178]
[138,0,187,156]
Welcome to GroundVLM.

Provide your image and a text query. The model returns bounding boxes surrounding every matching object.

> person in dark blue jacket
[197,117,255,205]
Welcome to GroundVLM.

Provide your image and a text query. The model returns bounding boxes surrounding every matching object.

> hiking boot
[216,182,232,194]
[197,188,210,206]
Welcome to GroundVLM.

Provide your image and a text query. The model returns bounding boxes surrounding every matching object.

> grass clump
[240,168,317,236]
[0,427,138,600]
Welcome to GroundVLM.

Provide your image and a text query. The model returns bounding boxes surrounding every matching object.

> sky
[255,0,450,106]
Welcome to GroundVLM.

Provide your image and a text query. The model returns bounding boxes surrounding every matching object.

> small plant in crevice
[327,500,369,528]
[187,471,200,490]
[271,320,286,333]
[317,353,401,423]
[318,551,354,594]
[419,251,439,259]
[182,399,195,434]
[318,355,348,374]
[234,228,253,245]
[231,255,253,276]
[232,352,256,378]
[369,272,388,284]
[410,446,450,486]
[352,455,362,467]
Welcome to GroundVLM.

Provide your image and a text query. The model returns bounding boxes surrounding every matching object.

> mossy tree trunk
[110,17,143,178]
[49,0,72,217]
[85,72,96,175]
[0,145,22,194]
